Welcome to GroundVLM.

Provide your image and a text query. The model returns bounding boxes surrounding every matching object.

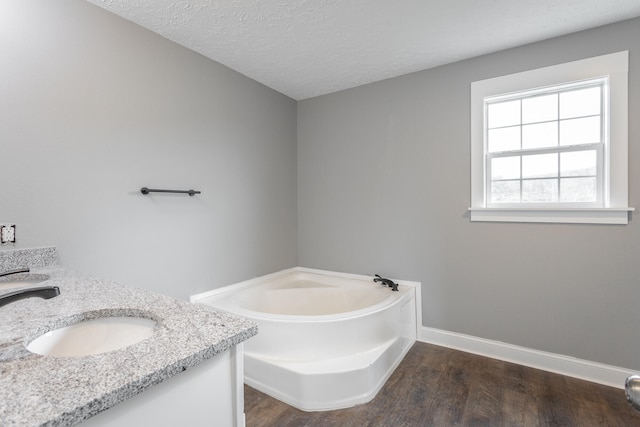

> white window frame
[469,51,633,224]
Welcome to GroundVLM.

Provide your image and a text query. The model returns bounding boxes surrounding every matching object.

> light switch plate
[1,225,16,244]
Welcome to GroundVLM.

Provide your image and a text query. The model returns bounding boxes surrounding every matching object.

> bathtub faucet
[374,274,398,292]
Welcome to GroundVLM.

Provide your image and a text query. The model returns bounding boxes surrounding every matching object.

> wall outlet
[0,225,16,244]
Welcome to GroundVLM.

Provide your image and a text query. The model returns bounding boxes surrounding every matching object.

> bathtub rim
[190,267,422,325]
[207,287,412,323]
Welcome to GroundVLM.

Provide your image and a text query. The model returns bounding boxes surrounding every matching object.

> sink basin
[0,274,50,290]
[27,316,157,357]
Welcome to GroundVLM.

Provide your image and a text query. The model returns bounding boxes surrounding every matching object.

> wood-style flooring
[245,342,640,426]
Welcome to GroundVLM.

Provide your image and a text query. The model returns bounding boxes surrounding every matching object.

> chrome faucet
[374,274,399,292]
[0,267,30,278]
[0,286,60,308]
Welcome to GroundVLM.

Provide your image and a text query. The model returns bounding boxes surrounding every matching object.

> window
[470,51,633,224]
[487,79,605,206]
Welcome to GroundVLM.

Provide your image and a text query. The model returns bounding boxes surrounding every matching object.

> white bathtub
[191,267,418,411]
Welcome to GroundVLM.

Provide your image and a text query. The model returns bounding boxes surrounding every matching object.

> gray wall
[298,18,640,369]
[3,0,639,370]
[1,0,297,299]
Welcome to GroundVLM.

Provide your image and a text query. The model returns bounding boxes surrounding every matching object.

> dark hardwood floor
[244,342,640,426]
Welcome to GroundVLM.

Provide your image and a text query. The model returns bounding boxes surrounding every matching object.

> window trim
[470,51,633,224]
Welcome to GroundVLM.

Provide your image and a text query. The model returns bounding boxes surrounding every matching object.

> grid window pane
[559,116,601,146]
[488,126,520,153]
[560,151,597,177]
[522,121,558,149]
[484,80,604,207]
[522,153,558,179]
[522,94,558,124]
[491,181,520,203]
[560,177,597,202]
[488,100,520,128]
[560,87,601,119]
[491,156,520,180]
[522,179,559,202]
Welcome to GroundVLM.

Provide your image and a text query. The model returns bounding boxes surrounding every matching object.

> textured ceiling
[85,0,640,100]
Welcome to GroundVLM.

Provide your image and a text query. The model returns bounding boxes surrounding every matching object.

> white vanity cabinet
[83,344,245,427]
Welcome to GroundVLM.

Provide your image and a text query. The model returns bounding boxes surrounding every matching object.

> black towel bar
[140,187,201,196]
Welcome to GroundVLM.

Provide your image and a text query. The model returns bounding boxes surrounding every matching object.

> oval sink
[27,316,157,357]
[0,274,50,290]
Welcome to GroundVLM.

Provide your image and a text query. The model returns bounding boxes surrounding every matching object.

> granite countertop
[0,249,258,426]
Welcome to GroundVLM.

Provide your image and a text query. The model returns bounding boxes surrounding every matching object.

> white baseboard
[418,326,635,389]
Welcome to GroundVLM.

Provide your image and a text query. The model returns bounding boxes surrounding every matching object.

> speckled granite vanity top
[0,248,257,426]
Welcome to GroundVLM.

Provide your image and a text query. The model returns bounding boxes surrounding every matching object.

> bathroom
[2,0,640,425]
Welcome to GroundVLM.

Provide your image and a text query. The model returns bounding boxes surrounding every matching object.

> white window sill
[468,207,635,224]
